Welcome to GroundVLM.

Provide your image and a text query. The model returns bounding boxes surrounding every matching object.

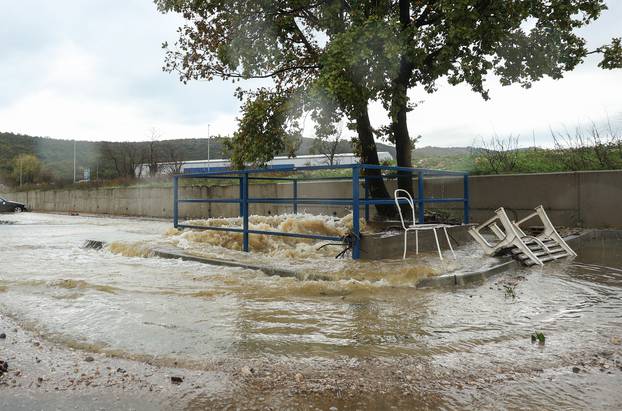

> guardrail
[173,163,469,259]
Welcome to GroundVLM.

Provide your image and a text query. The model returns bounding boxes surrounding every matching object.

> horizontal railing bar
[176,224,342,242]
[249,197,352,201]
[179,175,240,179]
[247,199,353,205]
[291,176,352,181]
[178,197,467,205]
[179,199,241,204]
[248,176,296,181]
[177,224,244,233]
[247,229,342,241]
[362,198,463,205]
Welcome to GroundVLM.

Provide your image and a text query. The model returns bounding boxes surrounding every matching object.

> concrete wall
[423,170,622,228]
[2,170,621,228]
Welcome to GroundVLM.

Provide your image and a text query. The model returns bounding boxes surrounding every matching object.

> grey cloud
[0,0,240,137]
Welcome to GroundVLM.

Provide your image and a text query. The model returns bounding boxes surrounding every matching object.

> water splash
[168,213,365,258]
[107,241,154,258]
[47,279,119,293]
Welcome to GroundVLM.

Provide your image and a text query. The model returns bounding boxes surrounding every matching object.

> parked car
[0,197,28,213]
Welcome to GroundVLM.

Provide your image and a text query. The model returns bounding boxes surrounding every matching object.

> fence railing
[173,163,469,259]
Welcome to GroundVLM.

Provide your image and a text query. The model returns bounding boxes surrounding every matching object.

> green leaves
[224,89,303,169]
[157,0,620,167]
[531,331,546,344]
[598,38,622,69]
[11,154,42,184]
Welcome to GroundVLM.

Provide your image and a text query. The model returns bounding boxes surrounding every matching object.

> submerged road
[0,212,621,409]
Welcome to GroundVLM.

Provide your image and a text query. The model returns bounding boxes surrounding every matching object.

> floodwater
[1,212,621,409]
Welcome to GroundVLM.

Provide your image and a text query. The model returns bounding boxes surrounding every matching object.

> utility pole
[207,124,211,172]
[532,130,536,151]
[73,140,77,183]
[19,157,23,187]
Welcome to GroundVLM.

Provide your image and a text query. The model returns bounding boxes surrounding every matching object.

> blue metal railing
[172,163,469,260]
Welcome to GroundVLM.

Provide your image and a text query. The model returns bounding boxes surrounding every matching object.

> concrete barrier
[2,169,621,228]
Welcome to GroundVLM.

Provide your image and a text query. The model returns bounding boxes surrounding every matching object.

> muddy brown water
[1,213,621,409]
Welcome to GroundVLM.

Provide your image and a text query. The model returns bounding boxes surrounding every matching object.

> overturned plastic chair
[394,189,456,261]
[468,205,576,266]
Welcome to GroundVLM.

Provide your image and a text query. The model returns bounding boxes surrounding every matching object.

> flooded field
[1,212,621,410]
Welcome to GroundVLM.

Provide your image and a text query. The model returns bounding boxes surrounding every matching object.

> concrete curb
[151,248,337,281]
[415,259,516,288]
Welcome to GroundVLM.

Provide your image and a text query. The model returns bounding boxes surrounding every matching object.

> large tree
[156,0,399,214]
[156,0,621,209]
[11,154,42,185]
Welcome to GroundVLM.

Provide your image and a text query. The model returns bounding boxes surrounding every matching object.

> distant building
[136,152,394,177]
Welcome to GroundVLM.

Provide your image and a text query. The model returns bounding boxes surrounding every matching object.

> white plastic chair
[394,189,456,260]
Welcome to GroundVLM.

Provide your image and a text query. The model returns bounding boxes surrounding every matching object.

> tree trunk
[392,0,415,197]
[393,85,413,193]
[354,106,396,218]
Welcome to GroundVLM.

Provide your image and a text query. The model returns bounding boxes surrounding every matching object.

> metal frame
[172,163,469,260]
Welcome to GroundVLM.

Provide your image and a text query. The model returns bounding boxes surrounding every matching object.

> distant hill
[0,132,397,183]
[412,146,474,171]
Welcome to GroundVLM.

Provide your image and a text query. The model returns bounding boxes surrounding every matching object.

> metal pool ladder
[468,205,577,266]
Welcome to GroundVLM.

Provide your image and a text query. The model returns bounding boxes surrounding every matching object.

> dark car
[0,197,27,213]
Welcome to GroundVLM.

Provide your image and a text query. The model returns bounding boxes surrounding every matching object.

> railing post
[239,177,244,216]
[463,174,470,224]
[352,166,361,260]
[417,171,425,224]
[173,175,179,228]
[364,176,369,222]
[293,179,298,214]
[242,172,249,252]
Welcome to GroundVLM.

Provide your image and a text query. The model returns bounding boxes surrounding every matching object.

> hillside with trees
[0,131,396,188]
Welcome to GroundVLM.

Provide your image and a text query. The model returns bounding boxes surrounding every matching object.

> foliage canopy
[157,0,622,173]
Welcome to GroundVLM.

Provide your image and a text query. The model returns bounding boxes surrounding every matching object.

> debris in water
[503,284,517,299]
[85,356,94,362]
[0,360,8,374]
[0,332,6,339]
[241,366,254,377]
[170,376,183,384]
[83,240,105,250]
[531,332,546,344]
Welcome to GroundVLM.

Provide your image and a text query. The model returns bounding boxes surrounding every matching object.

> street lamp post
[73,140,77,183]
[207,124,211,172]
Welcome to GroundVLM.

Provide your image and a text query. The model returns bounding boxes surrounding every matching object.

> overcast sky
[1,0,621,148]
